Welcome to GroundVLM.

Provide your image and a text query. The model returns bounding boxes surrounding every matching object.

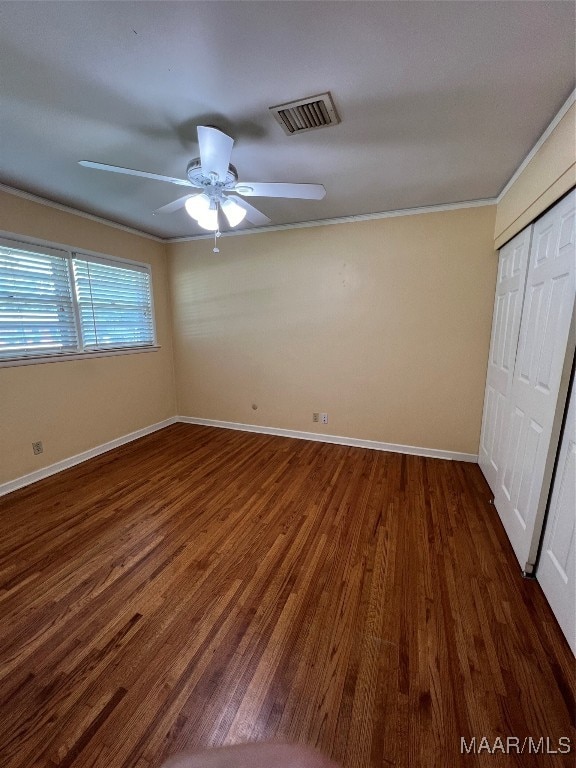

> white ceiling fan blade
[197,126,234,182]
[234,182,326,200]
[226,195,271,226]
[153,194,200,215]
[79,161,193,187]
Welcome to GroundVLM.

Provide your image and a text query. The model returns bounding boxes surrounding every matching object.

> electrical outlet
[32,441,43,455]
[312,412,319,423]
[320,413,328,424]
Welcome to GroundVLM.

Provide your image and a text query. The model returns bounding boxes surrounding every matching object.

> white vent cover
[269,92,340,135]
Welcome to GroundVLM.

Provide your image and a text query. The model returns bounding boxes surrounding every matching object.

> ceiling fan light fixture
[184,193,210,220]
[221,197,247,227]
[196,207,219,231]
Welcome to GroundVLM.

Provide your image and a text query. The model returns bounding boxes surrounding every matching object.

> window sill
[0,345,161,368]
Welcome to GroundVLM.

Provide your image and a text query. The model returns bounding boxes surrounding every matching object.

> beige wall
[495,102,576,248]
[0,190,176,485]
[169,205,497,455]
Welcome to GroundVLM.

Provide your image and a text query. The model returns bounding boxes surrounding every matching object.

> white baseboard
[0,417,178,497]
[1,415,478,497]
[178,416,478,463]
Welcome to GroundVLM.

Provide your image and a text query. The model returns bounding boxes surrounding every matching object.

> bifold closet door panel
[537,376,576,655]
[479,227,532,494]
[495,189,576,572]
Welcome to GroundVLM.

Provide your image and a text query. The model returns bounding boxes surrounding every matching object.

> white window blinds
[0,237,155,362]
[0,242,78,359]
[72,257,154,350]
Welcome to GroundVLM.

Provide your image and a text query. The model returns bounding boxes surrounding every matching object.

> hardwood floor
[0,423,574,768]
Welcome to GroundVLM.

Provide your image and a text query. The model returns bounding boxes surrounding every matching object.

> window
[0,243,78,358]
[0,237,156,363]
[73,257,154,350]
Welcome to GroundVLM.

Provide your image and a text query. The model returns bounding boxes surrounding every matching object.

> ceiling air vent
[269,92,340,135]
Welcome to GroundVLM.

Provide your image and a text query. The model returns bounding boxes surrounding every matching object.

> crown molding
[0,182,163,242]
[0,179,496,245]
[497,88,576,203]
[165,198,497,243]
[6,84,574,245]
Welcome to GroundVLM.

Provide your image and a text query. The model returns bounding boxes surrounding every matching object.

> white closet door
[495,189,576,572]
[479,227,532,493]
[537,377,576,654]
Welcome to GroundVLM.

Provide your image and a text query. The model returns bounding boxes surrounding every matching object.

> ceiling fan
[79,125,326,232]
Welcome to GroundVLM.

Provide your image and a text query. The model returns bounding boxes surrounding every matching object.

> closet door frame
[495,189,576,573]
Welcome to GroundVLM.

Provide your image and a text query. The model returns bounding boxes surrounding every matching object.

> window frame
[0,233,159,367]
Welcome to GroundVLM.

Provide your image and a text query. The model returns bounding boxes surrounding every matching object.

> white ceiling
[0,1,574,239]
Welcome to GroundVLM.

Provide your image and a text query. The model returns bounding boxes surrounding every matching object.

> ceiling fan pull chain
[213,229,220,254]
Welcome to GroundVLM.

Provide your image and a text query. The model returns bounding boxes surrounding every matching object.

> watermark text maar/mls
[460,736,572,755]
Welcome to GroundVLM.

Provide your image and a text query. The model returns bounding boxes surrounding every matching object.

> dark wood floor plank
[1,423,574,768]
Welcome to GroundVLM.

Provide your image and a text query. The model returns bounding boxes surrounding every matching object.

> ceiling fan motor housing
[186,158,238,190]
